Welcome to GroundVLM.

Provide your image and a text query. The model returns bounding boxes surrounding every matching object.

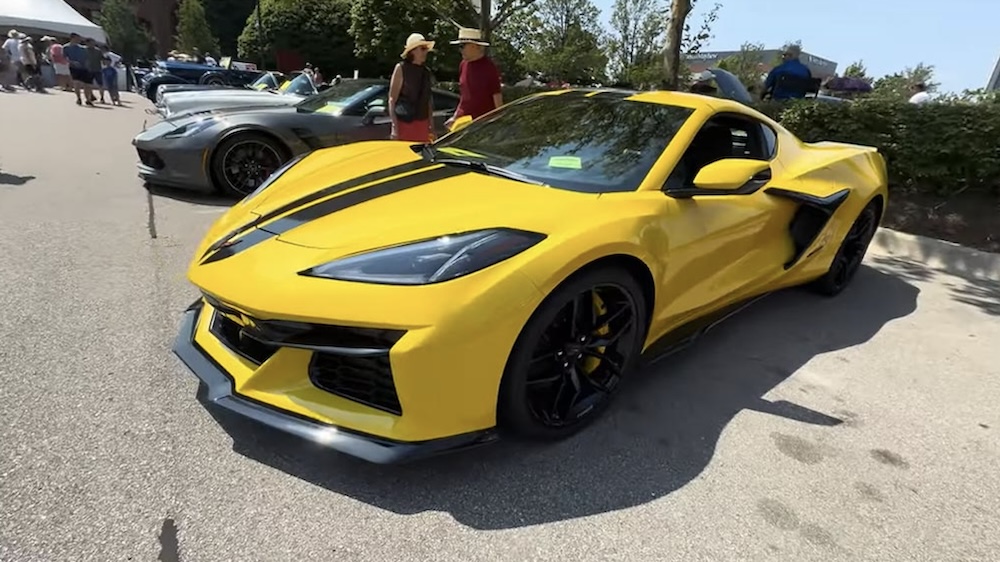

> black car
[141,59,263,102]
[132,79,460,197]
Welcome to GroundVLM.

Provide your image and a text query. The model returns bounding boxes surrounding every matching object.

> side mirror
[361,106,387,125]
[448,115,473,132]
[692,158,771,191]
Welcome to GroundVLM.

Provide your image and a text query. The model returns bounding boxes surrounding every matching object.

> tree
[175,0,221,56]
[842,60,872,83]
[662,0,721,90]
[203,0,256,57]
[680,0,720,55]
[716,42,766,94]
[608,0,666,86]
[348,0,542,80]
[871,63,939,101]
[519,0,608,84]
[96,0,153,62]
[239,0,378,76]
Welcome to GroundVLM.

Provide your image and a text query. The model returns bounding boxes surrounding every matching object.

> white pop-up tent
[1,0,108,44]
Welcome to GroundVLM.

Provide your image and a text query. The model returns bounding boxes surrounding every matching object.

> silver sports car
[156,72,320,118]
[133,79,460,197]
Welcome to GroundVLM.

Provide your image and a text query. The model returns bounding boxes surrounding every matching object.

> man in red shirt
[446,28,503,129]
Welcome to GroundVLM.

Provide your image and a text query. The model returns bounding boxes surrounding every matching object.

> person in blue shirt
[62,33,94,106]
[101,56,120,106]
[762,44,812,100]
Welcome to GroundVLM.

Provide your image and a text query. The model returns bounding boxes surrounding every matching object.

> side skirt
[640,293,772,366]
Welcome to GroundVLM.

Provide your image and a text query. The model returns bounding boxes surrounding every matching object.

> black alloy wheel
[212,133,287,197]
[811,201,880,296]
[499,267,648,440]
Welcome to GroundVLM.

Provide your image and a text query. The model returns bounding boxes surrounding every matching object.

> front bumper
[173,299,499,464]
[132,132,214,192]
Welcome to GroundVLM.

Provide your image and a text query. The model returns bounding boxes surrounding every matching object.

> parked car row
[133,77,460,197]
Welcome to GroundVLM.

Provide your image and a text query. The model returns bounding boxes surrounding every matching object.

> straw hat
[400,33,435,58]
[449,27,489,46]
[8,30,24,39]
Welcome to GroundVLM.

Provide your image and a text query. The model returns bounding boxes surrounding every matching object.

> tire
[498,266,649,441]
[201,73,226,86]
[809,200,880,296]
[210,132,290,198]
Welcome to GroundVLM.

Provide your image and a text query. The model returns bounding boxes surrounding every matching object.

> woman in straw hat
[389,33,436,142]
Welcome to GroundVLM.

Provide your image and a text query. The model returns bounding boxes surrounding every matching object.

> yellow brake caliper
[581,291,609,375]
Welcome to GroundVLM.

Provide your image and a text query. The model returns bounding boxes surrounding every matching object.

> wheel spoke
[523,283,639,428]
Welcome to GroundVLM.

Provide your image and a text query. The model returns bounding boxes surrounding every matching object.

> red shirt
[456,56,502,119]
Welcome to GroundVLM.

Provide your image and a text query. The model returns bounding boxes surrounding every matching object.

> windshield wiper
[430,155,545,186]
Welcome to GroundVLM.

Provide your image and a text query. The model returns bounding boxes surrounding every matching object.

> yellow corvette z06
[173,88,888,464]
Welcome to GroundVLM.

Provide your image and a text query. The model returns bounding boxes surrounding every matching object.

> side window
[760,123,778,159]
[666,114,771,188]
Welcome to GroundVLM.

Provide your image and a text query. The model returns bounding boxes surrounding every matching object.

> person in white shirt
[909,82,931,104]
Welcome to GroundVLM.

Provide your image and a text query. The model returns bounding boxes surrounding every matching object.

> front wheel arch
[208,129,293,197]
[496,255,655,438]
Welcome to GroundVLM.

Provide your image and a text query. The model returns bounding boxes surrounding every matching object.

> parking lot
[1,89,998,562]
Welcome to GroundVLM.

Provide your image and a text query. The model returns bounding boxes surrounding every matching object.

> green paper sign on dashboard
[548,156,582,169]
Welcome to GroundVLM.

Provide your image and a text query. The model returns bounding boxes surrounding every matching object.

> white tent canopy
[0,0,107,44]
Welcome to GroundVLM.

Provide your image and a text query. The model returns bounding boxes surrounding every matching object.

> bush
[756,98,1000,196]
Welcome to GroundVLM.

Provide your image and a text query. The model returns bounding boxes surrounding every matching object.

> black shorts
[69,67,91,83]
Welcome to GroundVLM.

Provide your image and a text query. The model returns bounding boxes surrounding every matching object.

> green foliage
[680,0,720,55]
[841,60,871,82]
[754,98,1000,196]
[870,63,938,101]
[348,0,472,81]
[239,0,380,76]
[175,0,221,55]
[607,0,666,86]
[519,0,608,84]
[97,0,153,61]
[203,0,256,56]
[716,42,765,94]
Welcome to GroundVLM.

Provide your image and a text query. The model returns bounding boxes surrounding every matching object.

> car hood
[203,142,599,258]
[163,90,300,116]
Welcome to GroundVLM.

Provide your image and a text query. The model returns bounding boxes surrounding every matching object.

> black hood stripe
[202,158,434,259]
[201,165,469,265]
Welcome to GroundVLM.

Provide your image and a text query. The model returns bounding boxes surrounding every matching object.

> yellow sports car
[174,88,888,464]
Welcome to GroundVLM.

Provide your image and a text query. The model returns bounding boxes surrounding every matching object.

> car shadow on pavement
[201,265,919,530]
[0,171,35,186]
[146,183,234,208]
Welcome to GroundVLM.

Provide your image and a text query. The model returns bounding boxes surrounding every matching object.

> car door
[349,87,394,141]
[430,90,459,136]
[655,113,795,325]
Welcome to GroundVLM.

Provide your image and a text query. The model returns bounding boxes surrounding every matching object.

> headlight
[239,153,307,204]
[300,228,546,285]
[162,117,218,139]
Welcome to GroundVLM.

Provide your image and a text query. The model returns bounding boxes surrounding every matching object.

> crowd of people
[1,30,123,106]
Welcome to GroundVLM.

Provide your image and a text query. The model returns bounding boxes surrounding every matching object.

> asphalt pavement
[1,88,998,562]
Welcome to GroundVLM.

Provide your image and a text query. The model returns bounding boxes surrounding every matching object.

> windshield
[250,72,280,91]
[295,82,385,113]
[432,91,695,193]
[281,73,317,97]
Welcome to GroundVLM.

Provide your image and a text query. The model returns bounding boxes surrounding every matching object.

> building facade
[684,49,839,79]
[66,0,177,56]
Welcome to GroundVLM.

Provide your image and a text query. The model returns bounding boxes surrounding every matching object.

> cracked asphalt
[1,89,998,562]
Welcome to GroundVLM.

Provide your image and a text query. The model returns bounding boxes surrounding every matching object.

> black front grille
[137,148,164,169]
[309,353,402,415]
[210,311,280,365]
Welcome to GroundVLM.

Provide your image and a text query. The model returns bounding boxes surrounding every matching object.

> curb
[870,228,1000,281]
